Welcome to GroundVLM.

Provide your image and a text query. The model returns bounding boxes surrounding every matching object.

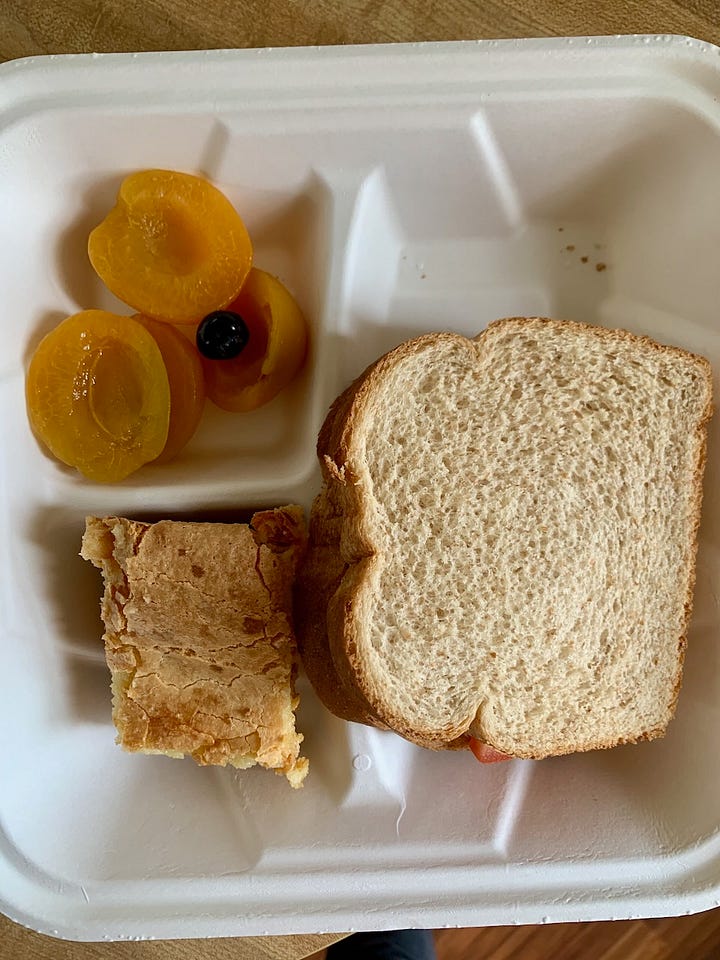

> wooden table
[1,2,718,959]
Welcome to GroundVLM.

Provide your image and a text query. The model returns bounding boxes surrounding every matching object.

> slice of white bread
[81,508,309,787]
[295,318,713,758]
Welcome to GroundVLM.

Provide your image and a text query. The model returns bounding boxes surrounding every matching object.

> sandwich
[81,507,309,787]
[295,318,713,762]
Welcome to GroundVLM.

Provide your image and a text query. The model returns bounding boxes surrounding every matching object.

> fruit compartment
[10,111,336,507]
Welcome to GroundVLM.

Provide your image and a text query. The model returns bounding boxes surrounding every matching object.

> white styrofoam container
[2,35,720,941]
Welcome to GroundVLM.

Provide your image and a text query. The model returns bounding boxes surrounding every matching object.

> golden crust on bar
[81,507,308,787]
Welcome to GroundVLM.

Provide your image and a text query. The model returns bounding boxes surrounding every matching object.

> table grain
[0,1,718,958]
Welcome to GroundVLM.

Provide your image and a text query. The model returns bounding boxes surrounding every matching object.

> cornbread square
[81,507,308,787]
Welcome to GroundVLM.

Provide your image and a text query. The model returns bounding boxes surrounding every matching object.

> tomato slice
[469,738,512,764]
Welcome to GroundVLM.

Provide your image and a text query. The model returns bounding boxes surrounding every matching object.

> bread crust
[295,318,714,756]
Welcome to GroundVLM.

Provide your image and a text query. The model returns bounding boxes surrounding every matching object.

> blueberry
[196,311,250,360]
